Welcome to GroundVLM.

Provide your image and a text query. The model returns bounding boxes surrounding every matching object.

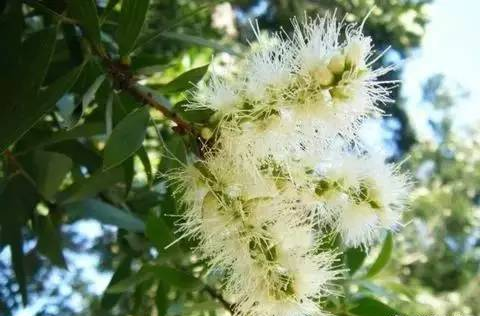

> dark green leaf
[145,213,178,254]
[18,27,58,104]
[174,100,214,124]
[43,122,105,147]
[35,215,67,268]
[0,64,85,153]
[345,247,367,276]
[124,156,135,197]
[58,167,124,204]
[101,257,132,309]
[65,198,145,232]
[154,64,209,94]
[155,282,168,316]
[67,0,102,47]
[137,146,153,186]
[158,135,187,173]
[366,232,394,278]
[0,175,39,305]
[31,151,73,200]
[349,297,403,316]
[150,266,201,289]
[137,31,239,55]
[107,265,154,293]
[103,107,150,171]
[117,0,150,57]
[8,227,27,305]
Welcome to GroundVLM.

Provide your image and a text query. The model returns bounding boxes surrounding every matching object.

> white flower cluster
[170,14,410,316]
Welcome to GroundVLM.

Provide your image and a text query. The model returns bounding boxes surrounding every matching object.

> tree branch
[204,284,235,314]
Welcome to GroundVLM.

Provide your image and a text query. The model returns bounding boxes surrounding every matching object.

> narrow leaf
[65,198,145,232]
[103,107,150,171]
[31,151,73,200]
[155,282,168,316]
[107,265,153,293]
[145,213,178,254]
[366,233,394,278]
[67,0,102,47]
[117,0,150,57]
[58,167,124,204]
[150,266,201,289]
[345,247,367,276]
[35,215,67,268]
[349,297,403,316]
[154,64,209,94]
[0,64,85,153]
[136,146,153,186]
[101,257,132,309]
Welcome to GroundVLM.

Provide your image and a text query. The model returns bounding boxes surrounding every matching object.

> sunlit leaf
[153,64,209,94]
[366,233,394,278]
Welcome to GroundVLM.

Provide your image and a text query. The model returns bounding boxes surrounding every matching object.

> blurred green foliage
[3,1,477,316]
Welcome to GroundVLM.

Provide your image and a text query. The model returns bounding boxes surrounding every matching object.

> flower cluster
[170,13,410,316]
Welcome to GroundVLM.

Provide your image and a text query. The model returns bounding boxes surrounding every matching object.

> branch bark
[204,284,235,314]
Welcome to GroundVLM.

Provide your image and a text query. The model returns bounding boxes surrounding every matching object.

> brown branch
[93,50,198,138]
[204,284,235,314]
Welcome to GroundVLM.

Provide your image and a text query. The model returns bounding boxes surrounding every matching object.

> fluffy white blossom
[169,12,410,316]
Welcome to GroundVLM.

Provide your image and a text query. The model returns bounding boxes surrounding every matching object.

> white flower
[168,11,410,316]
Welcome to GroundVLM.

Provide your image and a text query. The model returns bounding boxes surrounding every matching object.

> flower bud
[314,66,334,86]
[328,54,346,74]
[201,127,214,140]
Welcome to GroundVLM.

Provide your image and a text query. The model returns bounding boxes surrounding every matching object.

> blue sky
[402,0,480,138]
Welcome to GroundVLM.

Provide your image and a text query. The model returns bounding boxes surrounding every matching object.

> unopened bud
[328,54,346,74]
[314,66,334,86]
[330,86,351,100]
[200,127,213,140]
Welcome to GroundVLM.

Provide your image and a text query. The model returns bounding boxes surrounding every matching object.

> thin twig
[204,284,235,314]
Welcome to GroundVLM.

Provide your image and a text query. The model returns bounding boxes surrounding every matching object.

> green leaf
[8,227,27,305]
[137,146,153,186]
[0,64,85,153]
[65,198,145,232]
[117,0,151,57]
[149,266,201,289]
[137,31,239,55]
[35,215,67,268]
[107,265,154,293]
[103,107,150,171]
[366,232,394,278]
[124,156,135,197]
[58,167,124,204]
[67,0,102,47]
[155,282,168,316]
[18,27,58,103]
[349,297,403,316]
[43,122,105,147]
[345,247,367,276]
[101,257,132,309]
[154,64,209,94]
[145,213,178,254]
[0,175,39,305]
[31,151,73,200]
[174,100,214,124]
[158,135,187,174]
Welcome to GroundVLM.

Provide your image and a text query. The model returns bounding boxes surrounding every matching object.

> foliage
[0,1,435,316]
